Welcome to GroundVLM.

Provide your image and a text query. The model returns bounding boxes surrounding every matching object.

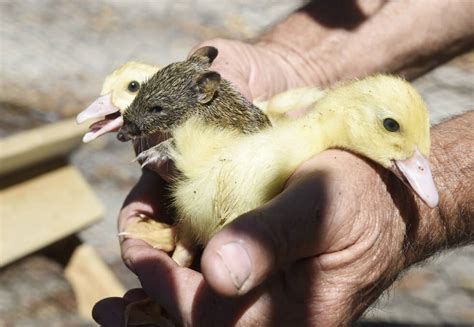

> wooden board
[0,165,104,266]
[65,244,125,321]
[0,118,88,176]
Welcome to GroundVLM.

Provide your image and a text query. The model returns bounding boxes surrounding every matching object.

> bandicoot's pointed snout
[117,118,141,142]
[116,130,130,142]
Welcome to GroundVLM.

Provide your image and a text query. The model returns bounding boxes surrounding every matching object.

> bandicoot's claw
[142,158,156,168]
[136,152,146,162]
[136,145,172,172]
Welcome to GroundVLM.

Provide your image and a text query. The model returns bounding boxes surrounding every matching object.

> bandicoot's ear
[189,46,218,66]
[195,71,221,104]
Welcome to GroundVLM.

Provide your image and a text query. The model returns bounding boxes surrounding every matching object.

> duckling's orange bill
[391,148,439,208]
[76,93,124,143]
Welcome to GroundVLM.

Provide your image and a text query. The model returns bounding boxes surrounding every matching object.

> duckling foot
[171,239,195,267]
[136,138,174,172]
[125,297,175,327]
[119,216,176,252]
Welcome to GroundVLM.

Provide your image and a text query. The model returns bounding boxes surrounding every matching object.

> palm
[95,150,409,326]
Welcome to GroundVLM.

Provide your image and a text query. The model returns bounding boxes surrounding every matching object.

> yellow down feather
[255,86,326,120]
[170,75,431,245]
[101,61,160,111]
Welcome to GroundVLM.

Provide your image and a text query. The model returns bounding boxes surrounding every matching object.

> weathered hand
[190,38,304,102]
[93,150,416,326]
[116,169,174,247]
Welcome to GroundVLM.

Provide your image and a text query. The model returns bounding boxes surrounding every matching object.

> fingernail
[216,242,251,290]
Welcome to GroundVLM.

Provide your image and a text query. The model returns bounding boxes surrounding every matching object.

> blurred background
[0,1,473,326]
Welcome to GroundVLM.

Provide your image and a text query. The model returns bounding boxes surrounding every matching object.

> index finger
[118,170,173,246]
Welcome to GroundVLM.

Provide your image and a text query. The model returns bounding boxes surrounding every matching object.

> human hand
[191,38,307,102]
[116,169,174,250]
[94,149,418,326]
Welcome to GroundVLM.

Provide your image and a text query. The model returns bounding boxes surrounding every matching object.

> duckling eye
[383,118,400,132]
[128,81,140,92]
[150,106,163,114]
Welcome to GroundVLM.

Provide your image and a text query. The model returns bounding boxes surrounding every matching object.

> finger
[118,170,172,235]
[124,242,262,326]
[92,290,154,327]
[201,150,365,297]
[118,170,173,272]
[122,242,202,324]
[92,297,128,326]
[123,288,148,302]
[201,174,326,296]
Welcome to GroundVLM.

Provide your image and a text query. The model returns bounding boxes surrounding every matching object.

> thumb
[201,169,332,297]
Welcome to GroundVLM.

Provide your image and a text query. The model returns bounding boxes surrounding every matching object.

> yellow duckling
[169,75,439,262]
[76,61,160,142]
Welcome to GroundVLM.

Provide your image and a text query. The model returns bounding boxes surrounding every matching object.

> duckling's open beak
[76,93,124,143]
[391,148,439,208]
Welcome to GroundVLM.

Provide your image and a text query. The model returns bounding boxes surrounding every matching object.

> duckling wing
[266,87,326,119]
[170,122,303,244]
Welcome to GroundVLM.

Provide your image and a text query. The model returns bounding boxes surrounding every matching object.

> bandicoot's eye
[128,81,140,92]
[150,106,163,113]
[383,118,400,132]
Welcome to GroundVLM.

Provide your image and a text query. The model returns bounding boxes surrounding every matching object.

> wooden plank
[0,165,104,266]
[0,118,88,176]
[64,243,125,321]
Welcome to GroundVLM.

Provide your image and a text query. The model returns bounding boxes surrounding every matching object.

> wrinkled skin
[94,150,417,326]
